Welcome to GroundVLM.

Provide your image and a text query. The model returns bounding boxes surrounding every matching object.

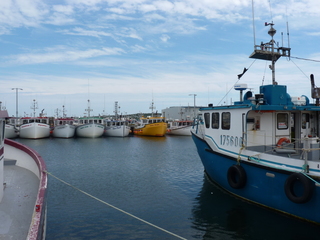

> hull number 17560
[220,135,243,147]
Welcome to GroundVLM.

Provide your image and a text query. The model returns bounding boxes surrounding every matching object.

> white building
[161,106,203,120]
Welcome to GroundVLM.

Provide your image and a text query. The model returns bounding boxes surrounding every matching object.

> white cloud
[52,5,74,15]
[0,0,48,29]
[160,34,170,42]
[5,47,125,65]
[61,27,113,38]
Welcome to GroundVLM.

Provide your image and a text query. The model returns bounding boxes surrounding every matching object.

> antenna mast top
[249,22,291,85]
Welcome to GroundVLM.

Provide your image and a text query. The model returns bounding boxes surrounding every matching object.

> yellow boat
[133,116,167,137]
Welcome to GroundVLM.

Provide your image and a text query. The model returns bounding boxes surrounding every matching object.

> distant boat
[104,119,130,137]
[19,117,51,139]
[75,117,105,138]
[4,117,19,139]
[134,116,167,137]
[0,112,47,239]
[0,107,19,138]
[192,22,320,224]
[52,106,76,138]
[166,120,193,136]
[52,118,76,138]
[4,123,19,138]
[19,100,51,139]
[75,100,105,138]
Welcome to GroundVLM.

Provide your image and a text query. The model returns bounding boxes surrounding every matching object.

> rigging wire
[217,59,256,106]
[261,61,268,85]
[290,59,309,79]
[290,56,320,63]
[45,170,187,240]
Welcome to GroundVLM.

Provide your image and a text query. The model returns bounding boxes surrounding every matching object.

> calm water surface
[16,136,320,240]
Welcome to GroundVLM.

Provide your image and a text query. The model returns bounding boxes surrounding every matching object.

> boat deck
[0,159,39,240]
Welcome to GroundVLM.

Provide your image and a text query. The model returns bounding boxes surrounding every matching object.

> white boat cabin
[169,120,193,128]
[77,118,104,125]
[105,120,128,127]
[199,83,320,161]
[21,117,49,125]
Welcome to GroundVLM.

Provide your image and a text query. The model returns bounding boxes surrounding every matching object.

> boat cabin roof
[202,84,320,112]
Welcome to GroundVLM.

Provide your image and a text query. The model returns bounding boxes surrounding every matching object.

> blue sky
[0,0,320,117]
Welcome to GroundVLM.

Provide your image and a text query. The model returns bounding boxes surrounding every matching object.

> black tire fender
[284,172,314,204]
[227,165,247,189]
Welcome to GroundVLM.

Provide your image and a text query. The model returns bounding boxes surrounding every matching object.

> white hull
[167,120,193,136]
[5,124,19,138]
[19,122,50,139]
[76,123,104,138]
[52,124,76,138]
[167,126,192,136]
[105,125,130,137]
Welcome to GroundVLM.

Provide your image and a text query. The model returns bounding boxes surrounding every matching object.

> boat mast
[85,99,93,117]
[114,101,119,120]
[62,105,67,118]
[31,99,38,117]
[249,22,291,85]
[267,22,277,85]
[149,99,156,117]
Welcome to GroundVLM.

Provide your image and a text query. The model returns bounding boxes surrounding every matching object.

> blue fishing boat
[191,22,320,224]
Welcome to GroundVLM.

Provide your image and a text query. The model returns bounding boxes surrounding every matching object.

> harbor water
[16,136,320,240]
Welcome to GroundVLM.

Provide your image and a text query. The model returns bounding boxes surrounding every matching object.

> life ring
[277,137,290,148]
[284,173,314,204]
[227,165,247,189]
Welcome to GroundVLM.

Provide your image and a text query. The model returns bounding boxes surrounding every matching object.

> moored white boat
[19,117,51,139]
[0,113,47,239]
[167,120,193,136]
[75,117,105,138]
[192,22,320,224]
[5,123,19,139]
[104,119,130,137]
[52,118,76,138]
[19,100,51,139]
[1,110,19,139]
[75,100,105,138]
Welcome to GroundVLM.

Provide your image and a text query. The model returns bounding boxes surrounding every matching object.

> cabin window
[277,113,289,130]
[302,113,310,129]
[204,113,210,128]
[222,112,231,130]
[211,113,219,129]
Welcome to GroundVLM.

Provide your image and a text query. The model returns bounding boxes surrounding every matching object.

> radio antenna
[286,16,290,49]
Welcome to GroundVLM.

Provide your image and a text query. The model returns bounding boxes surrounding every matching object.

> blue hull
[192,133,320,224]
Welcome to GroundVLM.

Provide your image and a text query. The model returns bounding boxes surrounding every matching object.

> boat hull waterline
[134,122,167,137]
[105,126,130,137]
[4,124,19,138]
[192,129,320,224]
[76,123,104,138]
[53,124,76,138]
[19,122,51,139]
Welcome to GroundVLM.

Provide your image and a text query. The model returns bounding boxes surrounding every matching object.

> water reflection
[192,174,320,240]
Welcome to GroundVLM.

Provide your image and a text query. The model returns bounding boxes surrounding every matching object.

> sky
[0,0,320,118]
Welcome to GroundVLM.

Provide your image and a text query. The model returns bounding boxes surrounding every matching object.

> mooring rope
[45,171,187,240]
